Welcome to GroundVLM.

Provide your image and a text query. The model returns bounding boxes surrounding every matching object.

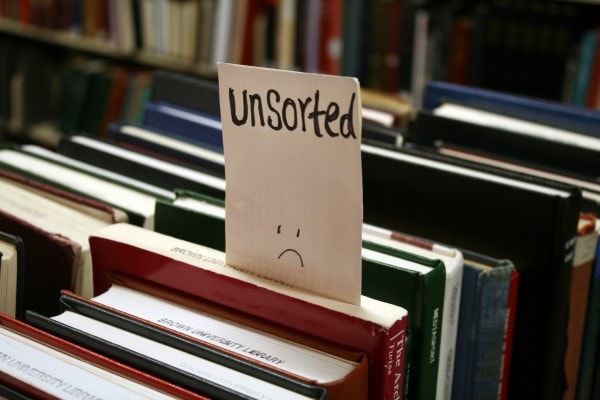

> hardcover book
[142,101,223,152]
[452,249,517,400]
[421,80,600,137]
[90,223,408,400]
[0,146,159,228]
[362,224,464,400]
[57,134,226,201]
[361,241,446,400]
[0,312,208,399]
[0,230,24,319]
[42,285,365,399]
[411,107,600,182]
[106,123,225,178]
[0,169,121,315]
[27,304,330,400]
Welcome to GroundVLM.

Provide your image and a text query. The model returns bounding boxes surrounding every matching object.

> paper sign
[218,63,363,305]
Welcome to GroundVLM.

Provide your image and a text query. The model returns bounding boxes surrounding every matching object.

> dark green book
[362,241,446,400]
[155,189,226,251]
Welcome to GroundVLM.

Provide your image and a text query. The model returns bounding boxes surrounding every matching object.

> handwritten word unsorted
[227,88,357,139]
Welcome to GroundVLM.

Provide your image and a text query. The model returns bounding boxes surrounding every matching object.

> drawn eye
[296,228,300,237]
[277,224,282,234]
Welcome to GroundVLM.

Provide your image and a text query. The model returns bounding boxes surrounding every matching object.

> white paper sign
[218,63,363,305]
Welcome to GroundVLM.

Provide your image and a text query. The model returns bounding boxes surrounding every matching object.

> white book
[0,148,159,229]
[44,310,322,400]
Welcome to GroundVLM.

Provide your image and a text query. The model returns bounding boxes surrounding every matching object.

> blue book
[570,29,598,106]
[421,80,600,138]
[452,250,516,400]
[142,101,223,151]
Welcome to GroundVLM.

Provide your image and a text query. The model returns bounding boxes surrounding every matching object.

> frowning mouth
[277,249,304,267]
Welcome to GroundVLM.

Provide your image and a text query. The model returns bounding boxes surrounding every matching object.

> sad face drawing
[276,224,304,267]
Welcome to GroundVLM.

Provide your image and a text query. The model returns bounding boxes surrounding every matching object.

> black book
[57,134,226,201]
[150,70,220,117]
[410,109,600,182]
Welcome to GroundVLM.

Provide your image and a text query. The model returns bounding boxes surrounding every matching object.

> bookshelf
[1,1,600,145]
[0,13,216,77]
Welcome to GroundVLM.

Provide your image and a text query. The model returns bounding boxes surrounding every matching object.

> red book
[99,67,130,137]
[498,270,520,400]
[318,0,342,74]
[448,16,473,85]
[383,1,403,92]
[17,0,31,25]
[91,223,409,400]
[585,24,600,108]
[0,312,208,399]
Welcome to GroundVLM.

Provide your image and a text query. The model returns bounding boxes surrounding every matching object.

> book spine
[451,264,479,400]
[563,228,597,400]
[472,267,512,399]
[416,266,445,400]
[575,245,600,400]
[524,192,580,400]
[498,271,519,400]
[383,322,407,400]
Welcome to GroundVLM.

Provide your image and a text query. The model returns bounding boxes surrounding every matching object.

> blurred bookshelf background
[2,0,600,147]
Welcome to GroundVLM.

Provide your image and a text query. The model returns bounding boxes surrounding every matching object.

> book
[362,224,464,400]
[77,63,115,137]
[429,144,600,216]
[106,122,226,178]
[411,106,600,182]
[27,304,330,400]
[421,80,600,138]
[361,239,446,400]
[452,249,517,400]
[20,143,176,203]
[564,214,598,400]
[576,219,600,400]
[0,170,118,314]
[0,230,24,319]
[500,267,520,400]
[149,70,221,118]
[361,143,581,399]
[57,134,226,200]
[154,189,226,252]
[0,146,159,228]
[570,27,598,107]
[0,312,208,399]
[120,70,153,126]
[89,222,409,400]
[42,285,366,399]
[142,101,223,152]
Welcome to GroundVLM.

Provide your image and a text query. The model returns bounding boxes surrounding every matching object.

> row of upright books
[0,68,599,400]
